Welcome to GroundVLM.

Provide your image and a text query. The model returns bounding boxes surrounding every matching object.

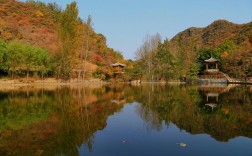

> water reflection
[135,84,252,142]
[0,84,251,155]
[199,84,238,112]
[0,85,128,156]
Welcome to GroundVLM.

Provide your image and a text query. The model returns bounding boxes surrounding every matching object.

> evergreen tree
[154,39,176,81]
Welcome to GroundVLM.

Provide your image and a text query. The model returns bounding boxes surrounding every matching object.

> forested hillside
[134,20,252,81]
[1,0,251,82]
[0,0,125,80]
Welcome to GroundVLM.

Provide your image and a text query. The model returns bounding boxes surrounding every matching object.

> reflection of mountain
[0,85,127,156]
[130,84,252,142]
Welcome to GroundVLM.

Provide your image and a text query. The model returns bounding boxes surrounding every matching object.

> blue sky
[20,0,252,59]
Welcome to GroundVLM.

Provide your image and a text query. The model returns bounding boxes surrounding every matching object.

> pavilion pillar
[215,63,218,69]
[78,70,81,82]
[206,63,209,70]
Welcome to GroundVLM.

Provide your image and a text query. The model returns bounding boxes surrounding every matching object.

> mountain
[170,19,252,78]
[171,20,252,49]
[0,0,59,53]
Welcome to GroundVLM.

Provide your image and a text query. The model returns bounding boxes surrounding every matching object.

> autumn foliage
[0,0,126,79]
[134,20,252,81]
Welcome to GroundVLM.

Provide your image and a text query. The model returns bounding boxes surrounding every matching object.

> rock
[178,143,187,147]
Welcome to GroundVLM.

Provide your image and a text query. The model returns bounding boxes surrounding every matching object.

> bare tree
[83,15,93,80]
[135,33,161,81]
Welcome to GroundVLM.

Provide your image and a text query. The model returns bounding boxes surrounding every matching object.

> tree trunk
[27,70,29,79]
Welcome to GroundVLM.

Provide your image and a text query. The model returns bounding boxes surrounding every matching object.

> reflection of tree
[0,84,251,155]
[0,85,127,156]
[0,89,53,131]
[131,84,252,142]
[132,84,201,131]
[0,89,55,156]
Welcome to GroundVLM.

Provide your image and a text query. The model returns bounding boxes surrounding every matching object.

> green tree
[218,39,236,54]
[0,39,7,70]
[47,2,62,21]
[174,37,199,80]
[176,37,186,77]
[1,40,52,78]
[186,63,200,80]
[23,44,36,78]
[6,41,25,78]
[34,47,52,79]
[55,1,80,80]
[59,2,79,48]
[126,60,143,81]
[154,39,176,81]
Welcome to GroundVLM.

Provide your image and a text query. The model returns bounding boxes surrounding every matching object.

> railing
[217,72,238,83]
[200,71,252,84]
[205,69,219,73]
[199,75,225,79]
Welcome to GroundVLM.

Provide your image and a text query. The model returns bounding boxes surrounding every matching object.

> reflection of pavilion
[199,84,237,111]
[111,99,126,105]
[199,84,238,93]
[205,92,219,111]
[110,85,127,105]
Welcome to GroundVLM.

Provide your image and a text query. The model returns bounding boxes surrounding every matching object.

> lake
[0,83,251,156]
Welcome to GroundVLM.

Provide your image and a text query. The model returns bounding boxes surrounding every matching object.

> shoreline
[0,78,105,84]
[0,77,251,90]
[0,78,106,91]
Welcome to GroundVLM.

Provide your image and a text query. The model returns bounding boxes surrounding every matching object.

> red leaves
[95,54,103,62]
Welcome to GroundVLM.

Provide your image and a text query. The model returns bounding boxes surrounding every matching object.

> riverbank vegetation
[0,39,52,78]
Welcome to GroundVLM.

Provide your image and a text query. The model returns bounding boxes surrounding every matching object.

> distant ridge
[171,19,252,47]
[169,19,252,78]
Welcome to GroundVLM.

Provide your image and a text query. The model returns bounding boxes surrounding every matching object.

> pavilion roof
[111,62,125,67]
[204,57,219,63]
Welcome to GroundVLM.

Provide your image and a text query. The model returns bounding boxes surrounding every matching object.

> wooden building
[111,62,125,80]
[204,57,219,72]
[112,62,125,74]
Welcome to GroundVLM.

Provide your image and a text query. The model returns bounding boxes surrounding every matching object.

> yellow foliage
[221,51,229,58]
[127,63,134,69]
[221,108,229,114]
[2,31,12,41]
[35,11,43,17]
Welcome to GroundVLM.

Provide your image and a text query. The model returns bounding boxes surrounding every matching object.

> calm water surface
[0,84,251,156]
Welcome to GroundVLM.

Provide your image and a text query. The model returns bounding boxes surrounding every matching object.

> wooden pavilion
[204,57,219,72]
[111,62,125,80]
[112,62,125,74]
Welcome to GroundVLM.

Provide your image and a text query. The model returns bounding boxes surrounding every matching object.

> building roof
[204,57,219,63]
[111,62,125,67]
